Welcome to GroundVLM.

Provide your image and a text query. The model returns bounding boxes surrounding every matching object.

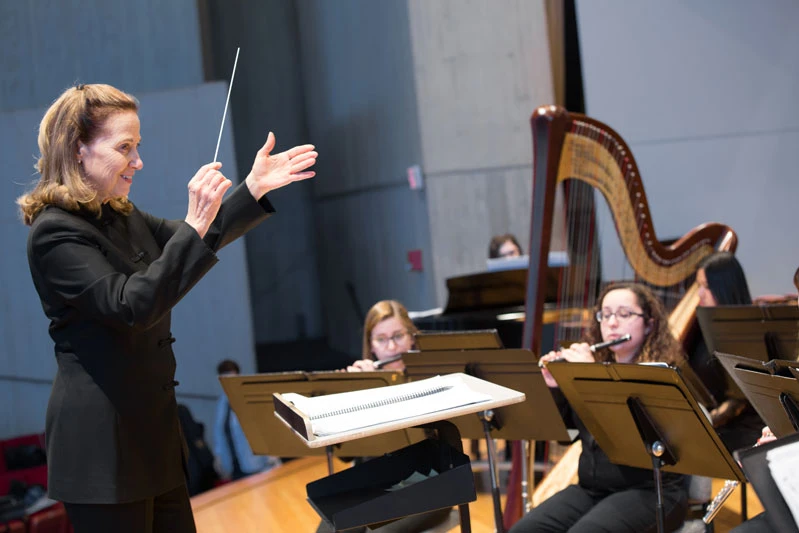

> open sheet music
[275,374,492,438]
[767,440,799,528]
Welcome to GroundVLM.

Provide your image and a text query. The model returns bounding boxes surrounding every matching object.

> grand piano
[412,255,589,353]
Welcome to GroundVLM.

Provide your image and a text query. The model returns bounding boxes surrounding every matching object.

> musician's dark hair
[697,252,752,305]
[17,83,138,225]
[362,300,418,360]
[585,282,684,366]
[488,233,523,259]
[216,359,241,375]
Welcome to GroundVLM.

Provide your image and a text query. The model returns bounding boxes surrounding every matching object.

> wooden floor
[191,452,763,533]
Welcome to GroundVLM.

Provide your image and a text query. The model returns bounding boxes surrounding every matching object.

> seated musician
[346,300,418,372]
[729,264,799,533]
[488,233,523,259]
[511,282,688,533]
[693,252,764,451]
[338,300,455,533]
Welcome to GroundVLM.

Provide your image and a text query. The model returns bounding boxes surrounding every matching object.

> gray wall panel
[297,0,425,197]
[577,0,799,296]
[316,186,435,354]
[296,0,435,346]
[201,0,325,344]
[0,0,204,112]
[408,0,554,174]
[408,0,553,305]
[427,167,534,306]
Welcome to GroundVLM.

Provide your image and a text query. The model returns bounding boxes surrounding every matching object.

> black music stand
[546,361,746,533]
[715,353,799,439]
[697,304,799,362]
[273,373,526,532]
[735,431,799,533]
[403,332,571,533]
[220,371,426,473]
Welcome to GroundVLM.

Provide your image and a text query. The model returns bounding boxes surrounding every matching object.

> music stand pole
[522,440,531,513]
[649,441,667,533]
[628,397,678,533]
[478,410,504,533]
[326,445,335,476]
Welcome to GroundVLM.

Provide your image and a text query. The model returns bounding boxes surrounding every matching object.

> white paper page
[281,375,448,419]
[283,375,492,437]
[766,440,799,529]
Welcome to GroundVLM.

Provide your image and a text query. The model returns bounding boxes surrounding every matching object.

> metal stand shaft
[479,410,504,533]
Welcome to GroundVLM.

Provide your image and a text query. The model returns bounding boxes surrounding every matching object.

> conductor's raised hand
[245,132,317,200]
[185,162,233,238]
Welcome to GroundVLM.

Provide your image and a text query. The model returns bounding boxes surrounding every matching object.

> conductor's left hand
[245,132,318,199]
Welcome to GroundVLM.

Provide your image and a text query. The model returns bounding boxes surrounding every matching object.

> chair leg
[740,482,748,522]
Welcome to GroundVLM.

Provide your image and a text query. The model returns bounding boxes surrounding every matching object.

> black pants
[729,512,772,533]
[64,483,196,533]
[509,484,687,533]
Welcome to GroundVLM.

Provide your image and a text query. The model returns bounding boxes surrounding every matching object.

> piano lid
[443,266,570,315]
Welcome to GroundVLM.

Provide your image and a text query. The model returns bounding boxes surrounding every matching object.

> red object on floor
[27,502,68,533]
[0,519,27,532]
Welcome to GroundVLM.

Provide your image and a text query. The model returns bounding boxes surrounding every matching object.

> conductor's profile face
[77,110,143,202]
[370,316,412,370]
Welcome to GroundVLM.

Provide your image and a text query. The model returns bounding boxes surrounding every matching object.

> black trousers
[64,483,196,533]
[729,512,772,533]
[509,484,687,533]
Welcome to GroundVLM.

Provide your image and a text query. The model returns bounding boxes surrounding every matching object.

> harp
[504,105,738,526]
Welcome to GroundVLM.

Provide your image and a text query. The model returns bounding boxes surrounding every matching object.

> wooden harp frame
[522,105,737,352]
[509,105,739,525]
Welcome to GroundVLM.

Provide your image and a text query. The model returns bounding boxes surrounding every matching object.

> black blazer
[27,183,273,504]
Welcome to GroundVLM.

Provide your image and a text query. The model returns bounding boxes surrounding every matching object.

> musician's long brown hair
[18,84,138,225]
[361,300,419,360]
[585,282,685,366]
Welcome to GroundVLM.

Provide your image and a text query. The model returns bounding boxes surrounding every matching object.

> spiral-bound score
[273,373,525,447]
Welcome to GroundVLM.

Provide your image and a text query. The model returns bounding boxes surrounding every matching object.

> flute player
[512,282,689,533]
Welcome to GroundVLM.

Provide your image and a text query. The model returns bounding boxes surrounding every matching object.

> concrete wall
[576,1,799,295]
[407,0,556,306]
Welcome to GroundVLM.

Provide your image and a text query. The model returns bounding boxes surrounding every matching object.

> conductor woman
[18,83,317,532]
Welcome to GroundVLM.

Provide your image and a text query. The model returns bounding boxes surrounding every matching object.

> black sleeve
[200,182,275,251]
[139,182,275,253]
[29,216,218,332]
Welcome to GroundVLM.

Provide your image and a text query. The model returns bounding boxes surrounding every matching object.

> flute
[702,428,773,524]
[702,479,738,524]
[373,354,403,369]
[539,334,632,367]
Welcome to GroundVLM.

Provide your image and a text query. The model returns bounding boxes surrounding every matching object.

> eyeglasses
[372,331,410,348]
[595,308,645,323]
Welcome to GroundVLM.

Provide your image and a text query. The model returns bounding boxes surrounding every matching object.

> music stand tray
[273,373,525,532]
[545,361,745,481]
[696,304,799,362]
[404,333,568,533]
[546,361,746,532]
[220,370,425,458]
[715,352,799,439]
[402,347,570,442]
